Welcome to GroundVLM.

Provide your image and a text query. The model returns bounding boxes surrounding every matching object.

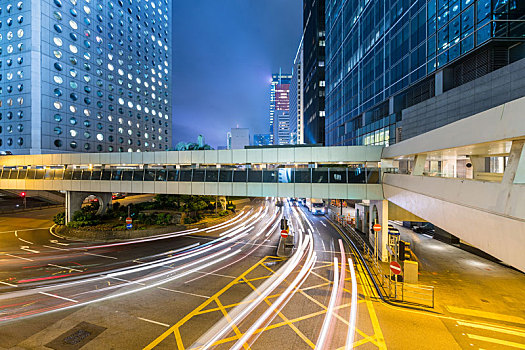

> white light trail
[316,257,339,350]
[345,257,358,349]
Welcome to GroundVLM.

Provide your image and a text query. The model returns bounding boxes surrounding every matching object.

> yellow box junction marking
[144,251,388,350]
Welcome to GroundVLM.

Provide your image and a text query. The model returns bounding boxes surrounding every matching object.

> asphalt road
[0,199,524,349]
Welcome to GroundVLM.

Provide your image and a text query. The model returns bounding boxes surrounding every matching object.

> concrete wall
[383,95,525,159]
[383,174,525,272]
[401,58,525,141]
[0,179,384,201]
[0,146,383,168]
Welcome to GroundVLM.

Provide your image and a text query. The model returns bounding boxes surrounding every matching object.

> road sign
[390,261,402,275]
[281,229,288,238]
[373,223,382,232]
[126,223,133,230]
[126,217,132,225]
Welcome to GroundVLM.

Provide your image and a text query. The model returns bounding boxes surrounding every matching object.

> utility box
[404,260,418,284]
[355,203,370,234]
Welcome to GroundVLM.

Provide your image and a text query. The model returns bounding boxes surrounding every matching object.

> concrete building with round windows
[0,0,172,154]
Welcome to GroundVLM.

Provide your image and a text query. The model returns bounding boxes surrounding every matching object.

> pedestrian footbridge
[0,145,385,222]
[1,96,525,272]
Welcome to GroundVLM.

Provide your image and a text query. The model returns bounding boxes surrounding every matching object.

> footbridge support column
[65,191,113,224]
[369,200,389,262]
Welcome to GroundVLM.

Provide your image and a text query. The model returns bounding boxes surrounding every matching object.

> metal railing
[0,203,63,215]
[329,210,435,308]
[388,281,435,308]
[0,167,384,185]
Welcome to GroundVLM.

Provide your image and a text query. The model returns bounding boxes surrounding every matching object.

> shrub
[53,212,66,225]
[226,201,236,212]
[218,210,229,217]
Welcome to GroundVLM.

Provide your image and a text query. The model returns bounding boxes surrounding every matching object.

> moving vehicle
[306,198,325,215]
[112,193,126,200]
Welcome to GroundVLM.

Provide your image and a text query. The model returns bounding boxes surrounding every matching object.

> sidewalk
[391,221,525,326]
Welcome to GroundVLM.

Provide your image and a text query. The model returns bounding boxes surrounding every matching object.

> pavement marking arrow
[20,246,39,254]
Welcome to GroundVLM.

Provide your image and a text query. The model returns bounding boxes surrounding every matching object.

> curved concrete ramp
[384,174,525,272]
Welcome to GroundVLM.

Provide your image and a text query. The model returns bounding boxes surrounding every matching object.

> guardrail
[388,281,435,308]
[0,204,63,215]
[329,210,435,308]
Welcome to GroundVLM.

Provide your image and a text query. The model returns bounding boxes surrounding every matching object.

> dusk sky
[171,1,303,148]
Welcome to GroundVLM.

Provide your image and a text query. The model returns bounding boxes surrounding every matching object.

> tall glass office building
[0,0,172,154]
[325,0,525,146]
[269,73,292,145]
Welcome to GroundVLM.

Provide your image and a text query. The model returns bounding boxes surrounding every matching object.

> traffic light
[20,192,26,198]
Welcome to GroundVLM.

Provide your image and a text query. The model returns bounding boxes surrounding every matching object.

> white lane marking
[48,264,84,273]
[157,286,210,299]
[320,221,327,227]
[39,291,78,303]
[194,271,235,279]
[43,245,69,251]
[466,333,525,349]
[4,253,33,261]
[85,252,118,260]
[50,239,69,246]
[18,238,34,245]
[137,317,170,328]
[107,276,146,286]
[20,246,40,254]
[0,227,52,234]
[0,281,17,287]
[457,321,525,337]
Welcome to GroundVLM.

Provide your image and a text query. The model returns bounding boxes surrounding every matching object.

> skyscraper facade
[228,127,250,150]
[303,0,326,145]
[0,0,172,154]
[325,0,525,147]
[289,39,304,145]
[253,133,272,147]
[269,72,292,145]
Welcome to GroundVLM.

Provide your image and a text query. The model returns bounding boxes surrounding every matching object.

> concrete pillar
[503,140,525,184]
[470,155,489,180]
[412,154,427,176]
[435,70,444,95]
[65,191,113,224]
[369,200,389,262]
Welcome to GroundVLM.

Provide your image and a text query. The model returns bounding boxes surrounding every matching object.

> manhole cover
[45,322,106,350]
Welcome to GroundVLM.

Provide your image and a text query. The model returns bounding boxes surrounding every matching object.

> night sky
[171,1,303,149]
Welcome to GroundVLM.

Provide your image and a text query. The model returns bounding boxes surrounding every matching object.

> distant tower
[269,71,292,145]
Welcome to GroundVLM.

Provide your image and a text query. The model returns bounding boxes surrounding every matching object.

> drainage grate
[45,322,106,350]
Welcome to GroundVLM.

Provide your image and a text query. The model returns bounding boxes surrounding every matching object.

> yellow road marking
[174,328,184,350]
[447,306,525,325]
[467,333,525,349]
[355,252,387,350]
[235,274,271,284]
[457,321,525,338]
[144,256,271,349]
[242,276,316,349]
[215,298,250,350]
